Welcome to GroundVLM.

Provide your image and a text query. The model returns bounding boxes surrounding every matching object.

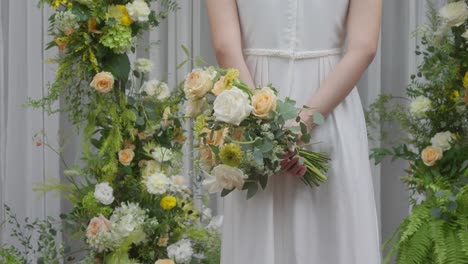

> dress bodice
[236,0,350,55]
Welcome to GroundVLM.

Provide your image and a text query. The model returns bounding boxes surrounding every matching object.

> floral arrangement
[366,1,468,263]
[183,67,330,199]
[14,1,223,263]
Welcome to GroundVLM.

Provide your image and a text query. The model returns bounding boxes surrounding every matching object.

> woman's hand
[280,150,307,177]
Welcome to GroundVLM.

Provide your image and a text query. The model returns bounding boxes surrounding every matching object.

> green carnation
[82,192,113,217]
[100,25,133,54]
[219,143,243,167]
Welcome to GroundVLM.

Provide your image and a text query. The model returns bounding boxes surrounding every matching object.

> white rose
[184,68,214,100]
[142,80,170,100]
[186,98,206,117]
[152,147,173,162]
[126,0,151,22]
[135,58,153,73]
[203,164,247,193]
[430,131,455,151]
[94,182,114,205]
[213,87,253,125]
[439,1,468,27]
[409,96,431,118]
[145,172,170,194]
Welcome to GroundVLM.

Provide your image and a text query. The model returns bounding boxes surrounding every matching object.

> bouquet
[184,67,331,199]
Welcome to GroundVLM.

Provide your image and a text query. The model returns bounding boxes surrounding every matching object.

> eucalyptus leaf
[246,183,259,200]
[312,112,325,125]
[221,188,234,197]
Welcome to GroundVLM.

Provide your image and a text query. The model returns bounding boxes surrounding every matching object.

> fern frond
[397,223,433,264]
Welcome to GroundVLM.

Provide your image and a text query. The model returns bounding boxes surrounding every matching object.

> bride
[206,0,382,263]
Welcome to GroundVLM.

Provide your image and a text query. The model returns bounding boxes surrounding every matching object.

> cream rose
[421,146,443,166]
[409,96,431,118]
[430,131,455,151]
[203,164,247,193]
[186,98,206,118]
[439,1,468,27]
[213,87,253,125]
[119,149,135,166]
[184,68,214,100]
[135,58,154,73]
[94,182,115,205]
[251,86,277,118]
[126,0,151,22]
[90,72,114,93]
[86,215,112,238]
[155,261,174,264]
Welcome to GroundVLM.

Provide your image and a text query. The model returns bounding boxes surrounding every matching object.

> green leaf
[300,122,308,135]
[221,188,234,197]
[177,59,189,70]
[301,133,311,144]
[253,149,264,166]
[209,145,220,155]
[277,100,299,120]
[246,183,259,200]
[181,44,190,57]
[102,53,131,82]
[312,112,325,125]
[256,139,274,153]
[259,174,268,190]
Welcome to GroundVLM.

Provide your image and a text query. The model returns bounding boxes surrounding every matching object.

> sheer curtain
[0,0,445,255]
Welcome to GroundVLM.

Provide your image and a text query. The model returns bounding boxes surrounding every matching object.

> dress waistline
[243,48,343,60]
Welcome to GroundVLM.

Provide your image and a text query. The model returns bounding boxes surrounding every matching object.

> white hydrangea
[152,147,173,162]
[135,58,154,73]
[409,96,432,118]
[94,182,114,205]
[167,239,193,264]
[126,0,151,22]
[110,202,147,244]
[142,80,170,100]
[430,131,455,151]
[55,11,79,35]
[145,172,170,194]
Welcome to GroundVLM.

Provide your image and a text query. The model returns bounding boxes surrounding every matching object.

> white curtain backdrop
[0,0,447,259]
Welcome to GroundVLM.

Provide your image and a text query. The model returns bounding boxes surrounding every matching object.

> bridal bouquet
[184,67,330,199]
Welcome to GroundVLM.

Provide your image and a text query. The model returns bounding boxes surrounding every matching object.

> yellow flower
[160,196,177,210]
[108,5,134,26]
[450,90,460,101]
[55,37,69,52]
[52,0,67,9]
[219,143,243,167]
[194,115,207,138]
[223,69,240,88]
[464,72,468,88]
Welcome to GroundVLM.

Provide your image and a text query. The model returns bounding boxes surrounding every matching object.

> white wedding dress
[220,0,381,263]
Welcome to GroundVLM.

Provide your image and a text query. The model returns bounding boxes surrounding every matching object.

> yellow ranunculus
[108,5,134,26]
[160,196,177,210]
[450,90,460,101]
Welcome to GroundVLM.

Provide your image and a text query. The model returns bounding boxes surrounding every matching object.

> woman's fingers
[283,157,299,171]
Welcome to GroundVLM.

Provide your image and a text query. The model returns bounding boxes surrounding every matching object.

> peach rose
[251,87,277,118]
[199,145,218,170]
[213,76,230,96]
[123,139,136,150]
[90,72,114,93]
[421,146,443,166]
[201,128,227,146]
[118,149,135,166]
[155,260,174,264]
[86,215,112,238]
[184,68,214,100]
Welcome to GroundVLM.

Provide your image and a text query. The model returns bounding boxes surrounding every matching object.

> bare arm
[302,0,382,130]
[206,0,256,89]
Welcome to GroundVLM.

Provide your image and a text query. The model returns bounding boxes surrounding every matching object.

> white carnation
[439,1,468,27]
[167,239,193,264]
[126,0,151,22]
[203,165,247,194]
[430,131,455,151]
[152,147,173,162]
[135,58,154,73]
[409,96,431,118]
[142,80,170,100]
[94,182,114,205]
[213,87,253,125]
[145,172,170,194]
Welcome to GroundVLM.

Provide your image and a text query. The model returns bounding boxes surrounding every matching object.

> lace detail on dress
[243,48,343,60]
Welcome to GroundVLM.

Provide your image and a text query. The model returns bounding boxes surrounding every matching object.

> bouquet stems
[298,148,330,187]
